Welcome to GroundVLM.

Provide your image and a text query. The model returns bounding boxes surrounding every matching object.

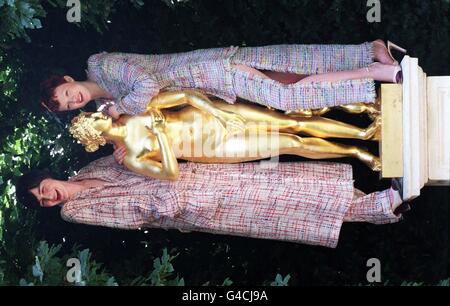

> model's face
[53,76,92,111]
[29,178,72,207]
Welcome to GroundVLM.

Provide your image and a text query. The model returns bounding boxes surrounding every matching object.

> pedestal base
[380,56,450,200]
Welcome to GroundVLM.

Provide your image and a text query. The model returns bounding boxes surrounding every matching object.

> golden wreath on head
[69,112,107,152]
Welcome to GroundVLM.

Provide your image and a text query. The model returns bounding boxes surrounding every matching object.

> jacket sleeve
[60,194,158,230]
[88,52,160,115]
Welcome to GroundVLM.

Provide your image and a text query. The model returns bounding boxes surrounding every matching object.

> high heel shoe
[367,62,403,84]
[373,39,407,66]
[387,40,407,65]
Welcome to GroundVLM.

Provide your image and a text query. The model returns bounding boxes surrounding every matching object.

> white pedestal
[400,56,450,200]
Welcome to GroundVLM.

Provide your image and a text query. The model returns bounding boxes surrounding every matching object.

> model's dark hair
[39,75,68,112]
[16,169,55,209]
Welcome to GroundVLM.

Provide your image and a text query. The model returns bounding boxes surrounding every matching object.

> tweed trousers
[230,42,376,110]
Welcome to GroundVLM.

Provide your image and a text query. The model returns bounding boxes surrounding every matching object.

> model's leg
[262,71,308,84]
[295,62,400,83]
[231,68,376,111]
[231,42,374,74]
[230,62,400,111]
[232,63,375,83]
[216,133,381,171]
[343,188,402,224]
[373,39,403,65]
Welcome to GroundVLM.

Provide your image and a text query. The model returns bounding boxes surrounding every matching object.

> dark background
[0,0,449,285]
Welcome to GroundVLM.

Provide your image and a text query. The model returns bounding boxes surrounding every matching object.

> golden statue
[70,90,381,181]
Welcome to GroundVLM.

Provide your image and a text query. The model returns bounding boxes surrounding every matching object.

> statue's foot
[370,157,382,172]
[362,115,381,141]
[371,128,381,142]
[356,149,381,171]
[367,102,381,120]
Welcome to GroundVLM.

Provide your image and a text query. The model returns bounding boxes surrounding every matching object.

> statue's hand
[285,108,313,117]
[285,107,330,117]
[216,110,246,135]
[147,109,166,134]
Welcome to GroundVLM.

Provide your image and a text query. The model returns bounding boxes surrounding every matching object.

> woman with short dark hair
[39,39,404,118]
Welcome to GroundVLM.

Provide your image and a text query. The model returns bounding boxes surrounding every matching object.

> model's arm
[88,52,160,116]
[123,111,179,180]
[148,90,246,135]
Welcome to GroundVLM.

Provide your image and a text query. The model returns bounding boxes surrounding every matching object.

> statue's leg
[285,102,380,122]
[216,133,381,171]
[283,115,380,141]
[277,134,381,171]
[224,102,380,141]
[338,102,380,119]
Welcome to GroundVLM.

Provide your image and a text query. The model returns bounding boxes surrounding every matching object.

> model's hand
[216,110,246,135]
[113,143,127,165]
[105,105,121,120]
[148,109,166,134]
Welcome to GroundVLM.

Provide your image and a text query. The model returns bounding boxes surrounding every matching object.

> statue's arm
[123,128,179,181]
[148,90,246,135]
[148,90,221,115]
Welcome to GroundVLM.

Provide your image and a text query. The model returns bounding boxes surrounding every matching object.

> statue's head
[69,112,112,152]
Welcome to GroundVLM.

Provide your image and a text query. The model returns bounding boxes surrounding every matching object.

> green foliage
[0,0,46,45]
[398,278,449,286]
[19,241,64,285]
[270,274,291,286]
[363,278,450,287]
[14,241,187,286]
[0,261,5,285]
[46,0,144,34]
[74,248,118,286]
[221,277,233,286]
[130,248,185,286]
[17,241,119,286]
[0,0,144,49]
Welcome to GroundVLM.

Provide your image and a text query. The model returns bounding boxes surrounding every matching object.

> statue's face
[89,112,113,132]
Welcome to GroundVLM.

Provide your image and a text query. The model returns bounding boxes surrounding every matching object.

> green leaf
[32,256,43,282]
[106,277,118,286]
[31,18,42,29]
[221,277,233,286]
[19,278,33,286]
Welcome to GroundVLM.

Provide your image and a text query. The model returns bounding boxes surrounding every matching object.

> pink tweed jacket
[61,156,358,248]
[86,47,239,115]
